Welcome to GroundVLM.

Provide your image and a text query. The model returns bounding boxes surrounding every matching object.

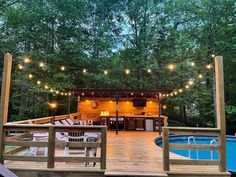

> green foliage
[0,0,236,134]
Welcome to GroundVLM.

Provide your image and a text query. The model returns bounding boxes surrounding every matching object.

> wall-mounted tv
[133,99,147,107]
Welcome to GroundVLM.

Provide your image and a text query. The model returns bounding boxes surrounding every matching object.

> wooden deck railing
[162,127,226,172]
[7,113,80,124]
[2,124,107,169]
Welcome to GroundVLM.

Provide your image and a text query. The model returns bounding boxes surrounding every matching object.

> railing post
[100,127,107,169]
[215,56,227,172]
[163,127,170,171]
[0,54,12,164]
[47,126,55,168]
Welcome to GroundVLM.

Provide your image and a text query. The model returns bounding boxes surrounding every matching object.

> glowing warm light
[65,93,68,96]
[50,88,54,92]
[104,70,108,75]
[83,69,87,73]
[23,57,31,64]
[167,64,175,71]
[126,101,129,103]
[60,92,64,95]
[174,91,178,95]
[198,74,203,79]
[92,92,94,95]
[211,54,215,58]
[191,62,195,66]
[206,64,212,69]
[109,100,112,103]
[37,80,41,85]
[68,92,71,96]
[44,85,49,89]
[149,101,153,103]
[81,93,84,96]
[60,66,65,71]
[163,94,166,97]
[56,91,59,94]
[49,102,57,109]
[147,69,152,73]
[28,74,33,79]
[166,94,169,97]
[131,92,134,95]
[179,89,183,93]
[170,93,173,96]
[39,62,45,67]
[185,85,189,89]
[125,69,130,75]
[18,64,23,70]
[188,80,194,85]
[141,93,144,96]
[163,105,167,109]
[86,100,89,102]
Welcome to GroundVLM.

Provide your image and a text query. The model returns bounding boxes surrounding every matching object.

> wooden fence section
[162,127,226,172]
[2,124,107,169]
[7,113,80,125]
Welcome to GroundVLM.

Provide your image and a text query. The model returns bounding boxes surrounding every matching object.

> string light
[83,69,87,73]
[44,85,49,89]
[37,80,41,85]
[39,62,45,67]
[163,105,167,109]
[179,89,183,93]
[18,64,24,70]
[147,69,152,73]
[28,74,33,79]
[188,80,194,85]
[206,64,212,69]
[170,93,173,96]
[166,94,169,97]
[56,91,59,94]
[23,57,31,64]
[65,93,68,96]
[125,69,130,75]
[141,93,144,96]
[60,92,64,96]
[174,91,178,95]
[60,66,65,71]
[163,94,166,97]
[211,54,215,58]
[131,92,134,95]
[68,92,71,96]
[104,70,108,75]
[198,74,203,79]
[50,88,54,92]
[185,85,189,89]
[191,62,195,66]
[81,93,84,96]
[167,64,175,71]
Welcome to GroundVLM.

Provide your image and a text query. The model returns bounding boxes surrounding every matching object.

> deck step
[105,171,168,177]
[167,171,231,177]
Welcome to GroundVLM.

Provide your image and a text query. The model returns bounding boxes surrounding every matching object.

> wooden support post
[101,127,107,169]
[67,94,71,114]
[214,56,227,172]
[158,94,161,135]
[47,126,55,168]
[115,94,119,135]
[163,127,170,171]
[0,53,12,164]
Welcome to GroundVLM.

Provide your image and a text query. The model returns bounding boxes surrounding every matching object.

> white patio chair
[66,118,74,125]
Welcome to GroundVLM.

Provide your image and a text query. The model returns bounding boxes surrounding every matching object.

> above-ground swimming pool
[155,135,236,172]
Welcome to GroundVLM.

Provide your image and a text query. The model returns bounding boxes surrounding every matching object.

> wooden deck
[4,131,227,177]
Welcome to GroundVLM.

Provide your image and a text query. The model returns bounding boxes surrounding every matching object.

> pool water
[155,135,236,171]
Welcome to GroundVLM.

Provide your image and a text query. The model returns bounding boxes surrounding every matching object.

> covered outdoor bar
[68,88,171,132]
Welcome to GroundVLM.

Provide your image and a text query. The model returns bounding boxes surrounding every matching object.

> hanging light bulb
[185,85,189,89]
[188,80,194,85]
[170,93,173,96]
[147,69,152,73]
[179,89,183,93]
[166,94,169,97]
[61,92,64,95]
[60,66,65,71]
[163,105,167,109]
[206,64,212,69]
[141,93,144,96]
[163,94,166,97]
[198,74,203,79]
[174,91,178,95]
[104,70,108,75]
[68,92,71,96]
[39,62,45,67]
[56,91,59,94]
[81,93,84,96]
[50,88,54,92]
[83,69,87,73]
[125,69,130,75]
[37,80,41,85]
[191,62,195,66]
[44,85,49,89]
[211,54,215,58]
[131,92,134,96]
[167,64,175,71]
[23,57,31,64]
[65,93,68,96]
[18,64,24,70]
[28,74,33,79]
